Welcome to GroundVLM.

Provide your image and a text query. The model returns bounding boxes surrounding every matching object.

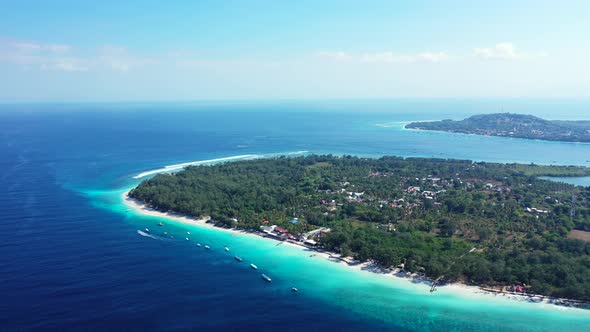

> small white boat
[145,228,150,233]
[291,287,299,292]
[205,245,210,250]
[158,222,163,226]
[164,232,168,235]
[196,243,201,247]
[185,238,189,241]
[187,231,190,235]
[250,263,258,270]
[261,274,272,282]
[225,247,230,252]
[234,255,243,262]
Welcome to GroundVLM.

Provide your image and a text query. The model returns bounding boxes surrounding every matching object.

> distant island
[129,155,590,302]
[406,113,590,143]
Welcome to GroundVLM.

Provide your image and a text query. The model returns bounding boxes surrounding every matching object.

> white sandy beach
[122,190,585,309]
[122,190,339,262]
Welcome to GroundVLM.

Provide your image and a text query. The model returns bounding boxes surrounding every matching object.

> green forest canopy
[130,155,590,301]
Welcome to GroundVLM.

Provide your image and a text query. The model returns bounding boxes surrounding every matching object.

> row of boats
[144,227,299,292]
[193,238,275,282]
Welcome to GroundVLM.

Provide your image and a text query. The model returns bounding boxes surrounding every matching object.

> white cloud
[316,51,354,62]
[97,46,158,73]
[318,45,544,64]
[416,52,450,63]
[0,39,82,72]
[317,50,449,64]
[360,51,449,63]
[13,41,71,53]
[51,59,89,72]
[474,43,520,60]
[0,40,156,73]
[473,43,547,60]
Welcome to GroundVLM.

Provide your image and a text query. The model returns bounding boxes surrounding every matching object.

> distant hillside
[406,113,590,143]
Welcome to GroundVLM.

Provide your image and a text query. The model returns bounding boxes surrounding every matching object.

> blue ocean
[2,99,590,332]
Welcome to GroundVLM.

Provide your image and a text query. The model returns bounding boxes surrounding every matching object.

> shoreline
[122,190,355,266]
[404,125,590,145]
[122,191,590,310]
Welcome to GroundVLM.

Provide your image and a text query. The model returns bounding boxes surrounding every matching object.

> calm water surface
[2,100,590,331]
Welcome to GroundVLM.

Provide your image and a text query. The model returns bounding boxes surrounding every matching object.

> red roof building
[274,227,289,234]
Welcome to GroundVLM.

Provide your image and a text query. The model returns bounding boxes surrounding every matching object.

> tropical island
[405,113,590,143]
[129,155,590,302]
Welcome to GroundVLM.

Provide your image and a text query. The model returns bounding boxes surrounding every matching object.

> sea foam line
[375,122,410,128]
[133,154,260,178]
[285,150,309,155]
[376,119,442,128]
[132,151,310,179]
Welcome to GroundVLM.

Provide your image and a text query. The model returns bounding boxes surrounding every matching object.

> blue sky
[0,0,589,101]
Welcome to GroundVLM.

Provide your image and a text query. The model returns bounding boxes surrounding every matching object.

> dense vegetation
[406,113,590,143]
[130,155,590,301]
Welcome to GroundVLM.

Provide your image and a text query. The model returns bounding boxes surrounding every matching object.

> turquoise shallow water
[3,100,590,331]
[84,186,590,332]
[540,176,590,187]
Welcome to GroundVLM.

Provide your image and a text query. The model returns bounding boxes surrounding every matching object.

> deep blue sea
[2,99,590,332]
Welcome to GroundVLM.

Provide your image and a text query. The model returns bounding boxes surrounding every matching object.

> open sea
[2,99,590,332]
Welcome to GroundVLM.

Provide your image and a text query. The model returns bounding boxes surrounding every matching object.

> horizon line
[2,96,590,106]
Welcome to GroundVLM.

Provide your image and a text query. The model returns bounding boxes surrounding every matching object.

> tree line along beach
[126,154,590,307]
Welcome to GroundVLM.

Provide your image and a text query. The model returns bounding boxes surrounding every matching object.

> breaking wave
[136,229,166,240]
[133,155,260,179]
[132,151,311,179]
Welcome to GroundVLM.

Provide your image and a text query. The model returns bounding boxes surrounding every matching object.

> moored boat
[205,245,210,250]
[250,263,258,270]
[261,274,272,282]
[234,255,243,262]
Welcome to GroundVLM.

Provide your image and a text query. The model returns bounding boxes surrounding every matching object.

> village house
[526,207,550,214]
